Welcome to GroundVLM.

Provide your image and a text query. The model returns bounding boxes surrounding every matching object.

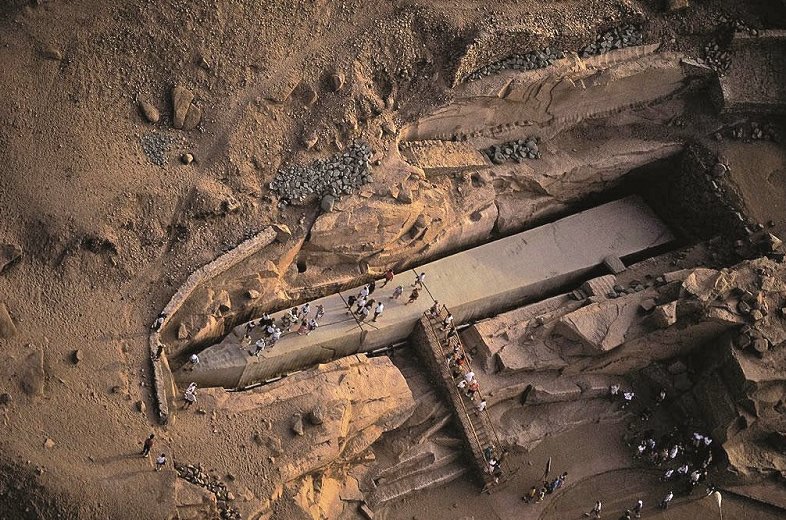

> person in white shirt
[372,302,384,322]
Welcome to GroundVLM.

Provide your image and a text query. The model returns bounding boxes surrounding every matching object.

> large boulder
[556,293,650,352]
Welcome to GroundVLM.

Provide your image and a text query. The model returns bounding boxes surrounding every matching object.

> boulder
[308,405,325,425]
[556,296,644,352]
[245,290,260,300]
[20,350,45,396]
[171,86,195,129]
[182,104,202,131]
[40,45,62,60]
[0,243,22,273]
[0,393,11,405]
[320,194,335,213]
[651,301,678,328]
[0,302,16,338]
[580,275,617,297]
[138,101,160,123]
[272,224,292,243]
[328,72,345,92]
[603,255,626,274]
[43,438,55,449]
[292,413,305,436]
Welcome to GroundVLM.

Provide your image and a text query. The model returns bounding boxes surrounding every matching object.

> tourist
[381,268,394,287]
[522,486,537,503]
[609,383,620,400]
[358,305,370,322]
[476,399,487,413]
[253,338,266,356]
[467,379,479,399]
[243,320,256,342]
[405,288,419,304]
[668,444,680,460]
[183,383,197,409]
[659,491,673,509]
[270,327,282,345]
[260,313,273,327]
[584,500,602,518]
[690,469,702,487]
[441,312,454,330]
[346,295,357,314]
[355,296,367,314]
[141,433,155,457]
[464,371,475,383]
[536,488,546,502]
[428,300,440,317]
[412,272,426,288]
[618,510,632,520]
[187,353,199,371]
[390,285,404,300]
[368,280,376,295]
[307,318,318,333]
[632,499,643,518]
[151,313,166,331]
[457,379,468,391]
[677,463,689,476]
[359,284,370,299]
[655,389,667,406]
[314,304,325,321]
[155,341,164,360]
[372,302,384,322]
[299,302,311,318]
[155,453,167,471]
[297,320,309,335]
[621,391,635,409]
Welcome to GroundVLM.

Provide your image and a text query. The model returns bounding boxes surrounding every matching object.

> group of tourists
[522,471,569,504]
[346,278,385,322]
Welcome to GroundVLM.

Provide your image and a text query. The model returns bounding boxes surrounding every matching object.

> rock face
[199,354,414,516]
[0,243,22,273]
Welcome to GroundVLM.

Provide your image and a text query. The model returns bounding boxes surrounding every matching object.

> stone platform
[179,196,674,388]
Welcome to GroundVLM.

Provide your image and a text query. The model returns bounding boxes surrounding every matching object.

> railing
[421,303,511,490]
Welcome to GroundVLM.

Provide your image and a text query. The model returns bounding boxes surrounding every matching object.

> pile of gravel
[139,132,178,167]
[483,138,541,164]
[580,25,643,57]
[175,462,241,520]
[466,48,565,81]
[702,40,731,75]
[270,141,373,204]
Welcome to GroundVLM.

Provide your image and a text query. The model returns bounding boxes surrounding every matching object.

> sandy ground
[0,0,785,518]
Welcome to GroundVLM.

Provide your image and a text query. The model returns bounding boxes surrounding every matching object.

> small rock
[308,405,325,425]
[110,385,121,394]
[182,104,202,131]
[0,302,16,338]
[396,185,413,204]
[752,338,769,354]
[666,0,689,11]
[226,492,235,501]
[291,413,304,436]
[138,101,160,124]
[136,400,146,413]
[71,349,83,364]
[750,309,764,321]
[320,194,335,213]
[382,122,397,136]
[303,132,318,150]
[301,84,318,106]
[181,153,194,165]
[43,438,55,449]
[40,45,62,60]
[328,72,345,92]
[639,298,657,313]
[245,290,260,300]
[0,393,11,405]
[177,322,189,340]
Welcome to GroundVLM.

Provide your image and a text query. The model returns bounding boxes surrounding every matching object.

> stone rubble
[580,25,643,57]
[175,462,242,520]
[482,137,541,164]
[465,47,565,81]
[270,141,373,204]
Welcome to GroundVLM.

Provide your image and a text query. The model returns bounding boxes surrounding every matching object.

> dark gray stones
[483,138,542,164]
[140,133,178,167]
[271,141,373,204]
[580,25,643,58]
[467,47,565,81]
[291,413,304,435]
[320,194,335,213]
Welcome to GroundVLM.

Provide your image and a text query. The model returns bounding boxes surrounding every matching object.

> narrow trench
[183,147,745,383]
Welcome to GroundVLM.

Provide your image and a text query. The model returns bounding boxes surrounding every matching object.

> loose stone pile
[175,462,241,520]
[270,142,373,204]
[466,48,565,81]
[483,138,541,164]
[580,25,643,57]
[140,132,179,166]
[701,40,731,75]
